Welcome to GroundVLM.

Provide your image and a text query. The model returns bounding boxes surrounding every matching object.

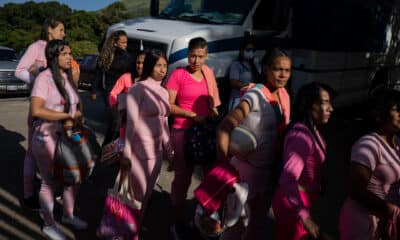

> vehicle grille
[0,70,20,82]
[127,39,168,56]
[0,70,29,93]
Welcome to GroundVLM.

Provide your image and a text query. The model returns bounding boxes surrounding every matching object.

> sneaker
[22,194,41,211]
[223,182,248,228]
[235,182,249,205]
[241,202,250,227]
[61,215,88,230]
[42,224,66,240]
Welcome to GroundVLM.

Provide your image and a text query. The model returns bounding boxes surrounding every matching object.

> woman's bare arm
[349,162,398,219]
[30,96,71,121]
[216,100,250,158]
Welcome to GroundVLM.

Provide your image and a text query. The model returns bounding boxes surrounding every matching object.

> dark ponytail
[45,39,81,114]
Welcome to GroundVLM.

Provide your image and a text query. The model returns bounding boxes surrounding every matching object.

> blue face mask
[243,50,255,60]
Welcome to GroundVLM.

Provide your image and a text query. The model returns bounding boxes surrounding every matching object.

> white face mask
[243,50,255,60]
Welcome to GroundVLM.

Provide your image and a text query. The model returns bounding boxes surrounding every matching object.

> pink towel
[240,83,290,126]
[201,65,221,108]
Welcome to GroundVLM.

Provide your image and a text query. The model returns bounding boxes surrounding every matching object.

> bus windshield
[158,0,256,25]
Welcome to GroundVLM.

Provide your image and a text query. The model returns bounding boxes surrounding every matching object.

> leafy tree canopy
[0,1,136,57]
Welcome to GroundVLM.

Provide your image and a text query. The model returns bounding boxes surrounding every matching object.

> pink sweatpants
[170,129,211,210]
[171,129,194,208]
[127,139,163,203]
[31,130,77,225]
[272,188,318,240]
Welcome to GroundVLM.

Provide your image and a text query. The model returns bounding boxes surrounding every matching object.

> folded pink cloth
[201,65,221,108]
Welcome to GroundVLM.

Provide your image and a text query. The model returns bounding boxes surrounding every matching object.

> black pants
[102,93,120,147]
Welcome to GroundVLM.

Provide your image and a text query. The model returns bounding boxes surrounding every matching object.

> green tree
[0,0,158,56]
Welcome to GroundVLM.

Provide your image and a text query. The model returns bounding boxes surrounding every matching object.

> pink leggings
[170,129,193,209]
[272,188,318,240]
[170,129,210,209]
[31,130,77,225]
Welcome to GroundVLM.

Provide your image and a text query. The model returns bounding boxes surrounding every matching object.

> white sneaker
[236,182,249,202]
[61,215,88,230]
[42,224,66,240]
[223,182,249,227]
[241,202,250,227]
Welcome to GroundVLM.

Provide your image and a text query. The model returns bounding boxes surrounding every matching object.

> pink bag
[194,158,239,214]
[97,169,142,240]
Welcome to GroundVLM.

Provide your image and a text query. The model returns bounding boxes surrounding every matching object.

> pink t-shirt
[165,68,210,129]
[109,72,134,107]
[31,69,79,133]
[351,132,400,203]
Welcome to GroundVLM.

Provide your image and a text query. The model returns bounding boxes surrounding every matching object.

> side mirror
[150,0,159,16]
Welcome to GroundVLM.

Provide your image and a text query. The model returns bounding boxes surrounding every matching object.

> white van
[107,0,400,107]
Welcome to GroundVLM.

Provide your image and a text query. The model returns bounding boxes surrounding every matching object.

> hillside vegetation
[0,0,169,57]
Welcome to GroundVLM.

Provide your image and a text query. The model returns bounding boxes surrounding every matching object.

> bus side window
[253,0,290,31]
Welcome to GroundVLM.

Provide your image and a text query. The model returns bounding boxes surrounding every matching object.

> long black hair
[140,49,167,81]
[130,50,146,84]
[45,39,81,113]
[40,17,63,41]
[98,30,127,71]
[290,82,335,152]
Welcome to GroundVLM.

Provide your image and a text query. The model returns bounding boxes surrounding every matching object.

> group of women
[16,18,85,240]
[15,16,400,240]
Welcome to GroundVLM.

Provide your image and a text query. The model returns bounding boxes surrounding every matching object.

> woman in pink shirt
[339,88,400,240]
[217,48,291,240]
[30,40,87,240]
[15,17,70,211]
[272,82,334,240]
[15,18,66,85]
[109,50,146,108]
[165,37,220,238]
[120,49,173,227]
[109,51,146,139]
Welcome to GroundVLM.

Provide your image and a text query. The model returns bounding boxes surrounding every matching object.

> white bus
[107,0,400,107]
